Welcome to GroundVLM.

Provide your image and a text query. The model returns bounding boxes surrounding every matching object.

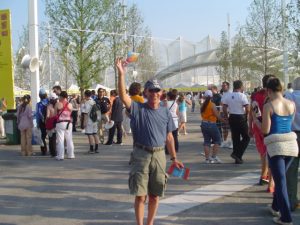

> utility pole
[28,0,40,111]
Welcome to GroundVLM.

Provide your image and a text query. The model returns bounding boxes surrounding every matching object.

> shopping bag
[32,127,43,146]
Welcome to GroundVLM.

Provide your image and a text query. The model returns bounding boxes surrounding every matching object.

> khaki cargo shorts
[129,146,168,197]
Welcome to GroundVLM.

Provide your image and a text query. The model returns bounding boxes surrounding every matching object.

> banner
[0,10,15,109]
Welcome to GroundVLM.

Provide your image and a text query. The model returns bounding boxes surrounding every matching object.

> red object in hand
[167,164,190,180]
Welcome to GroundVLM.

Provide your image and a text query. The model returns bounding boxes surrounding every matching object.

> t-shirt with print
[129,101,176,147]
[83,98,96,125]
[95,96,110,114]
[251,89,267,121]
[222,92,249,115]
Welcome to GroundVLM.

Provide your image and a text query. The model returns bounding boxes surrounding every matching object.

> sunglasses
[149,89,161,93]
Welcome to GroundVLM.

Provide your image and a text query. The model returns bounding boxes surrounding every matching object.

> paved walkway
[0,111,299,225]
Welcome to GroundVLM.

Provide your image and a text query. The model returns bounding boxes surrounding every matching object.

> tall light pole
[28,0,39,110]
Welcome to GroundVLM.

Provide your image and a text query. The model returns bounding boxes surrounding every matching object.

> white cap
[49,92,58,99]
[204,90,213,97]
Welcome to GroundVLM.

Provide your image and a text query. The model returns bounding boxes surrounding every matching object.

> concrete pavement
[0,111,299,225]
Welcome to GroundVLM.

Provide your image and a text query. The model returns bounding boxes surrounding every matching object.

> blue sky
[1,0,253,51]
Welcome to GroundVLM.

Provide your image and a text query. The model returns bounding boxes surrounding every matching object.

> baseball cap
[49,92,58,99]
[39,88,46,95]
[144,79,162,91]
[204,90,213,97]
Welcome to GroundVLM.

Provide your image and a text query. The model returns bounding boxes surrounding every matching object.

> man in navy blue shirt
[105,93,124,145]
[116,58,183,225]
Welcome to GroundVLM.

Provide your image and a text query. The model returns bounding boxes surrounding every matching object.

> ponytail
[201,97,211,113]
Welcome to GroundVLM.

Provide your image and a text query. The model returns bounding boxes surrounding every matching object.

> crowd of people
[198,76,300,225]
[11,65,300,225]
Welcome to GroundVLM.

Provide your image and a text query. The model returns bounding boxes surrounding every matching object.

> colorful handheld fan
[126,51,139,63]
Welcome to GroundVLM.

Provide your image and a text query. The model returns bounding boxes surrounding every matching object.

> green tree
[14,26,30,90]
[215,31,230,82]
[288,0,300,78]
[105,2,157,87]
[125,4,159,83]
[45,0,111,95]
[231,30,248,81]
[104,0,127,90]
[230,28,263,87]
[245,0,282,76]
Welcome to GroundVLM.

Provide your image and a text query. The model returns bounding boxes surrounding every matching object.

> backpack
[89,103,99,122]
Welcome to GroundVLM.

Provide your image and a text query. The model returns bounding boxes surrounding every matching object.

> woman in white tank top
[166,90,179,153]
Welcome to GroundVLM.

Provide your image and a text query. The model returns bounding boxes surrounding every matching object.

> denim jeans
[200,121,221,146]
[269,155,294,223]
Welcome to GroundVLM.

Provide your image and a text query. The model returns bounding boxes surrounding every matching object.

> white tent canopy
[68,84,79,90]
[14,86,30,97]
[67,84,80,94]
[94,84,112,92]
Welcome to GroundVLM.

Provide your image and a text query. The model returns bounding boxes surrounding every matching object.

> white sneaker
[227,142,233,149]
[211,156,222,164]
[220,141,227,148]
[205,158,211,164]
[267,204,280,217]
[272,217,293,225]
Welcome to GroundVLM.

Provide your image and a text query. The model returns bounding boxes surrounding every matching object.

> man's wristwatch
[170,157,176,161]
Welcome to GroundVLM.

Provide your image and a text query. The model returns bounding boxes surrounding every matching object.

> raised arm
[116,58,132,109]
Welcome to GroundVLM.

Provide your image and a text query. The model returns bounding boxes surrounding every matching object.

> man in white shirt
[82,90,99,154]
[222,80,250,164]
